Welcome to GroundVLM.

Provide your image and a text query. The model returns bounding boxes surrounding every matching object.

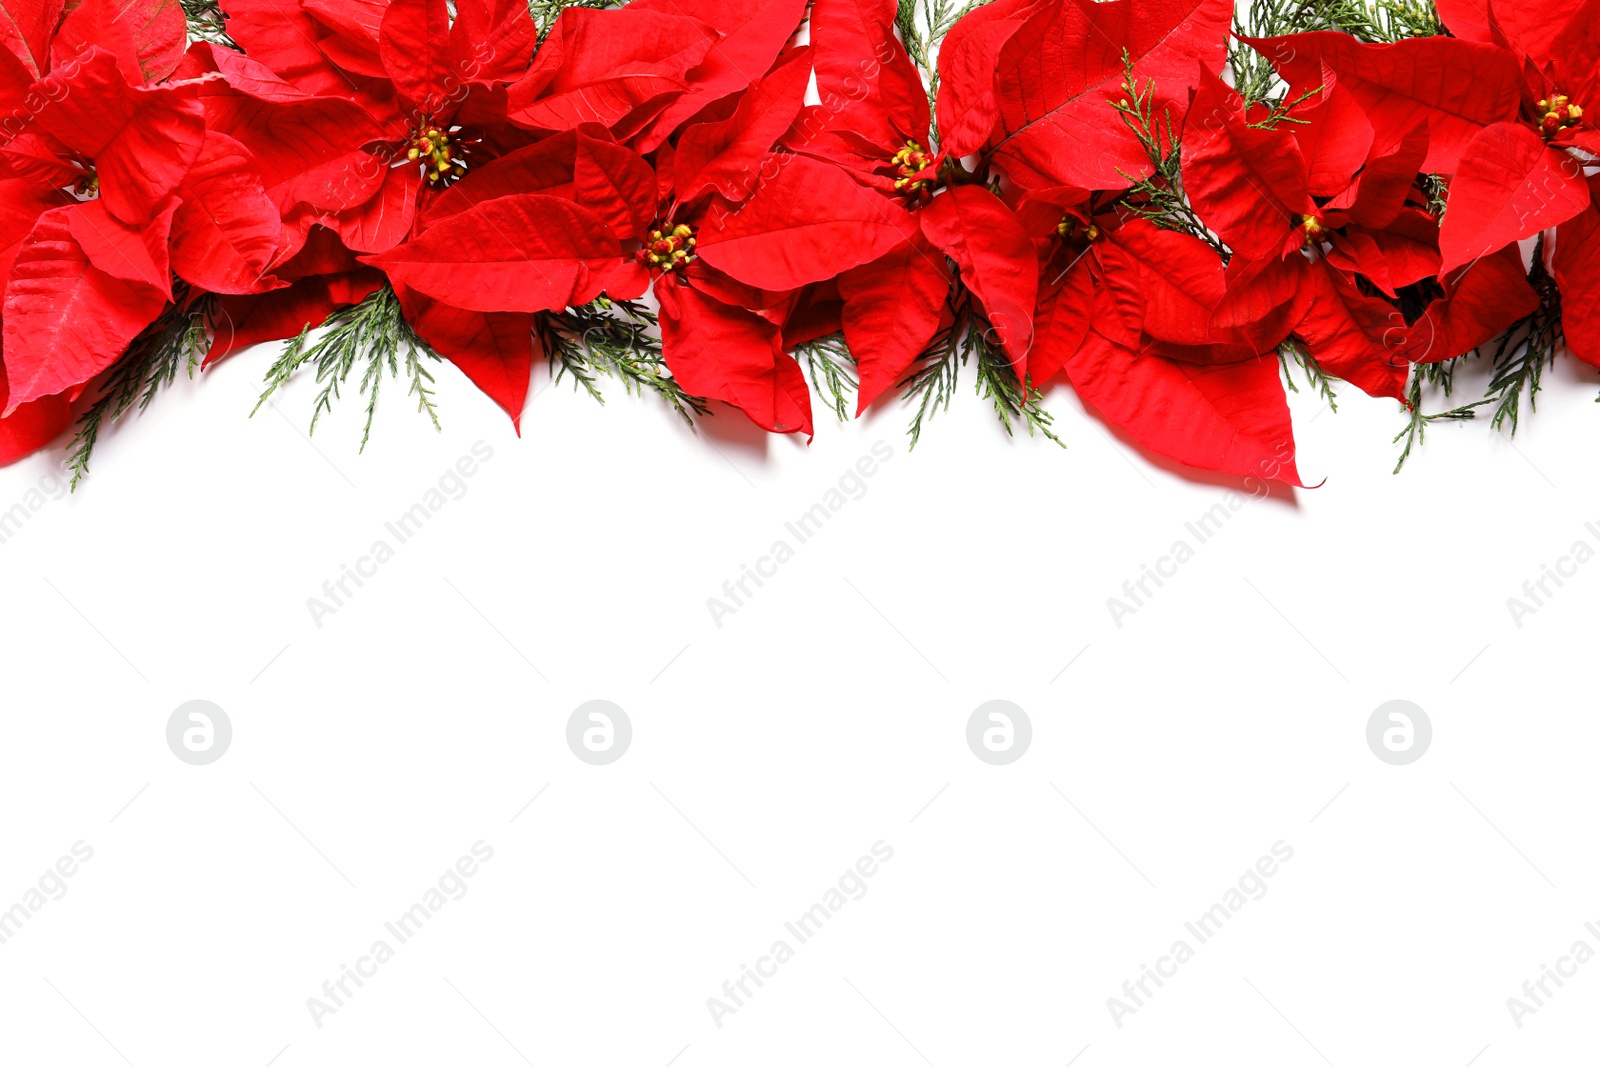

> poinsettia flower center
[636,223,696,272]
[408,125,467,186]
[1056,215,1100,242]
[1300,213,1326,243]
[890,140,936,203]
[1536,93,1584,139]
[72,165,98,200]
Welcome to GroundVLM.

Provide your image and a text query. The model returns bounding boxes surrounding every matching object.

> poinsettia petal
[1247,32,1523,174]
[396,283,534,428]
[629,0,808,150]
[504,7,718,135]
[422,131,579,226]
[1029,248,1095,385]
[1106,219,1226,346]
[190,45,389,214]
[170,133,284,294]
[657,278,813,436]
[1065,334,1303,484]
[837,230,950,411]
[918,185,1038,371]
[1554,202,1600,367]
[68,196,177,299]
[1330,121,1428,228]
[449,0,538,85]
[1402,244,1537,363]
[1438,122,1589,276]
[1291,259,1408,400]
[332,164,420,254]
[1182,67,1312,261]
[935,0,1035,159]
[673,49,812,206]
[1292,65,1374,198]
[54,0,185,84]
[575,129,658,242]
[3,205,169,412]
[0,380,71,466]
[34,49,204,225]
[366,193,620,313]
[696,153,919,290]
[992,0,1232,190]
[380,0,452,111]
[206,268,385,366]
[0,0,62,77]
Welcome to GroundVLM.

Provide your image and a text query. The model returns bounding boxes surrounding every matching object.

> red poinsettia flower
[1246,19,1597,360]
[1181,64,1537,400]
[710,0,1037,409]
[0,40,202,416]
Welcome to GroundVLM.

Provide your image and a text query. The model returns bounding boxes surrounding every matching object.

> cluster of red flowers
[0,0,1593,484]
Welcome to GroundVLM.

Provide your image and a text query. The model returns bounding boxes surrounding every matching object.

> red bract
[940,0,1232,190]
[0,41,201,414]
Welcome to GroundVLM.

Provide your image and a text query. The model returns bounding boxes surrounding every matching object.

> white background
[1,336,1598,1067]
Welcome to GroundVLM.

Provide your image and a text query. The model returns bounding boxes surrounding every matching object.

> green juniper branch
[254,284,443,451]
[67,286,213,489]
[537,297,709,424]
[797,334,860,422]
[902,291,1064,448]
[182,0,238,48]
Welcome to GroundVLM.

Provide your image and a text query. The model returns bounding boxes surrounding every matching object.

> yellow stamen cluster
[1537,94,1584,139]
[1301,213,1326,243]
[638,223,696,272]
[1057,215,1100,241]
[74,168,99,199]
[890,140,935,200]
[408,126,465,185]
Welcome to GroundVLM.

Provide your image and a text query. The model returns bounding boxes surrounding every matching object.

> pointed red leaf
[68,196,177,299]
[1065,335,1303,483]
[658,278,813,436]
[398,284,534,428]
[1248,33,1522,173]
[1402,244,1537,364]
[380,0,452,111]
[366,193,620,313]
[919,185,1038,370]
[3,205,168,412]
[674,49,812,206]
[629,0,808,149]
[449,0,538,85]
[935,0,1035,159]
[1182,68,1311,261]
[1291,65,1373,198]
[505,7,718,135]
[837,229,950,411]
[1554,203,1600,367]
[696,153,918,290]
[0,0,62,77]
[992,0,1233,190]
[1437,122,1589,276]
[207,268,385,366]
[1029,248,1095,385]
[172,133,285,294]
[1106,219,1225,346]
[54,0,186,83]
[575,130,658,242]
[1291,259,1408,400]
